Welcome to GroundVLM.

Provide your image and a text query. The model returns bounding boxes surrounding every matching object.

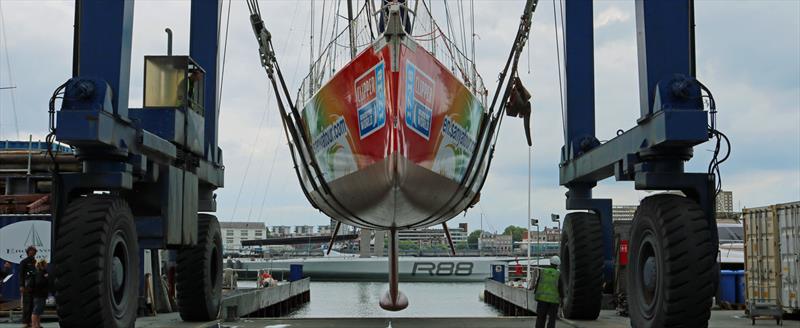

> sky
[0,0,798,233]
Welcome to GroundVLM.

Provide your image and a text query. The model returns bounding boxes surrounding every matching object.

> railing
[296,0,487,109]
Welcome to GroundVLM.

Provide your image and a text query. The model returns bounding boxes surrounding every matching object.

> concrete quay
[0,310,771,328]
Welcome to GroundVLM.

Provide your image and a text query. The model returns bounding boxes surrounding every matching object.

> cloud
[594,6,631,29]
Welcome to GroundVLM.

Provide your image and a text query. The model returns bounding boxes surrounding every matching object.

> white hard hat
[550,256,561,266]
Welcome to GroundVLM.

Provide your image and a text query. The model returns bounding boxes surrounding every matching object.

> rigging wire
[456,0,469,83]
[233,0,296,222]
[217,0,233,118]
[253,0,305,222]
[552,0,566,143]
[238,3,300,222]
[0,2,20,140]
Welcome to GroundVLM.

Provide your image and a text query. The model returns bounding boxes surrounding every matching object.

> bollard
[225,305,238,322]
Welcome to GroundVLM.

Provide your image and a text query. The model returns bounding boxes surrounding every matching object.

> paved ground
[0,310,786,328]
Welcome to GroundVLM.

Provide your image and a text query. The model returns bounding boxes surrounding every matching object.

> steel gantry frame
[51,0,225,326]
[557,0,719,325]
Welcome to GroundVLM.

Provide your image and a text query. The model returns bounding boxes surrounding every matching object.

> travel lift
[252,0,726,325]
[557,0,726,327]
[43,0,724,326]
[48,1,224,327]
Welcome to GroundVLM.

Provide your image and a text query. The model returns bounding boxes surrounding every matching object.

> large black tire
[53,195,139,328]
[176,214,223,321]
[628,194,715,328]
[560,212,604,319]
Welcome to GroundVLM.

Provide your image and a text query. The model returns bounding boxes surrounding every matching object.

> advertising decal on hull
[355,61,387,139]
[404,62,435,140]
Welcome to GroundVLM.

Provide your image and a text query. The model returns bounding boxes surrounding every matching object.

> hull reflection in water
[284,282,502,318]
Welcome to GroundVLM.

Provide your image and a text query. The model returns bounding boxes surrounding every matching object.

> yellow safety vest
[535,267,560,304]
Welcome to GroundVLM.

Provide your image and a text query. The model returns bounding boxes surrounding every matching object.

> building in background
[330,219,357,235]
[716,190,733,213]
[318,225,332,235]
[613,205,638,221]
[479,233,513,254]
[271,225,291,237]
[398,223,468,246]
[518,228,560,256]
[543,227,561,242]
[221,222,266,253]
[294,225,314,235]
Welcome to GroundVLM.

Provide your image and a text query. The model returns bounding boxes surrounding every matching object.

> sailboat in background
[248,0,538,311]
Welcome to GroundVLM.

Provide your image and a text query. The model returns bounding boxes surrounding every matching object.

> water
[241,281,501,317]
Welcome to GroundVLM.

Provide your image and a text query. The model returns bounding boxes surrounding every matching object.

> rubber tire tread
[628,194,715,328]
[53,195,139,328]
[176,214,223,321]
[560,212,604,320]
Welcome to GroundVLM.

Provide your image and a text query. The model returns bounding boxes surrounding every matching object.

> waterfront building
[318,225,332,235]
[271,225,292,237]
[221,222,266,252]
[294,225,314,235]
[398,223,468,245]
[479,233,513,254]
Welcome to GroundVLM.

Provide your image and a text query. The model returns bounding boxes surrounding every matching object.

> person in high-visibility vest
[533,256,561,328]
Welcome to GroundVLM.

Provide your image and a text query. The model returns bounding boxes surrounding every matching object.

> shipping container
[776,202,799,310]
[743,201,800,315]
[0,215,51,301]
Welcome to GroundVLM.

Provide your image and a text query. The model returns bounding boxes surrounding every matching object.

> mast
[309,0,315,98]
[347,0,358,59]
[470,0,476,95]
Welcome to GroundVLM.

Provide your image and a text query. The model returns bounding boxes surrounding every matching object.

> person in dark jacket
[0,261,12,300]
[19,246,37,328]
[31,259,49,328]
[0,261,10,280]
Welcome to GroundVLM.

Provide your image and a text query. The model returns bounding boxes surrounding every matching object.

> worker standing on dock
[30,259,50,328]
[18,246,37,328]
[533,256,561,328]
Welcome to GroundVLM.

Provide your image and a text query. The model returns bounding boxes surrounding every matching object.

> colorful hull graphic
[297,39,489,230]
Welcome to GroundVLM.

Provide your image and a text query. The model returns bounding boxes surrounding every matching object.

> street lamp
[551,214,561,232]
[531,218,540,268]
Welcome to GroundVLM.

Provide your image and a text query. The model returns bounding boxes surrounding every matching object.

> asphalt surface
[0,310,783,328]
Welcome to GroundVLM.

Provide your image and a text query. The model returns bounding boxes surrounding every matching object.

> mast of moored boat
[309,0,315,99]
[347,0,358,60]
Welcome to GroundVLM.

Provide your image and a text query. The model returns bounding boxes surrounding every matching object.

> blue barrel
[734,270,746,304]
[491,264,505,283]
[289,264,303,282]
[718,270,736,304]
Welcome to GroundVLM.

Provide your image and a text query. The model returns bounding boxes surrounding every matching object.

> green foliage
[467,229,484,245]
[503,225,527,242]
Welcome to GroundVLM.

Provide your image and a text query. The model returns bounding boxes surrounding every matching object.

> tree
[503,225,528,242]
[467,229,484,246]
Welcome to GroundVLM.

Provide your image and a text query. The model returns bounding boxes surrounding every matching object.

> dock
[221,277,310,320]
[0,278,310,326]
[483,278,537,316]
[0,311,763,328]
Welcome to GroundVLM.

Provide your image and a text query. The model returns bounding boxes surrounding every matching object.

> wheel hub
[110,232,130,308]
[643,256,656,292]
[112,256,124,292]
